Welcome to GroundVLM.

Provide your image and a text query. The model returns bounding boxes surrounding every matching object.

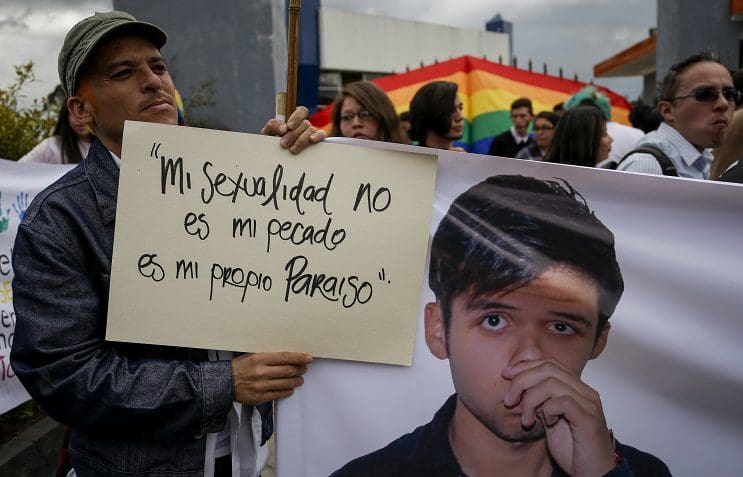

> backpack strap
[618,145,678,177]
[603,159,619,170]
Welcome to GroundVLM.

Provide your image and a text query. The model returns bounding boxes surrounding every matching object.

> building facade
[315,6,510,106]
[594,0,743,103]
[113,1,510,125]
[115,0,288,133]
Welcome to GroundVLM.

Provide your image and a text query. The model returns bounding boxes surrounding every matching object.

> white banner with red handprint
[0,158,73,415]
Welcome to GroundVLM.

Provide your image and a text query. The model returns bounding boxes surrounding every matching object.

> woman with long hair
[20,105,94,164]
[544,105,612,167]
[330,81,403,143]
[407,81,464,150]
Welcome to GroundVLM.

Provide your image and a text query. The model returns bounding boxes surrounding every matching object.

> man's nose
[508,329,545,365]
[713,91,733,111]
[141,68,163,91]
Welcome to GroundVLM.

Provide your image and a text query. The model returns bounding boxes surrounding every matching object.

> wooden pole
[285,0,301,118]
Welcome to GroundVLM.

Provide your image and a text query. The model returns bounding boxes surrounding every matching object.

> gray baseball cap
[58,11,167,96]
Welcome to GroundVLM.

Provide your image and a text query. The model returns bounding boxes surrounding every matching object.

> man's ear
[67,95,94,129]
[590,321,610,360]
[658,100,674,124]
[424,302,448,360]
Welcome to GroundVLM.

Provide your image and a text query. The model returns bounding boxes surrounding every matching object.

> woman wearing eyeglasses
[515,111,560,161]
[544,105,613,168]
[330,81,404,143]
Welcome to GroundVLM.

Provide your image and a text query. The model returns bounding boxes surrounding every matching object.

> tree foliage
[182,79,220,129]
[0,62,59,161]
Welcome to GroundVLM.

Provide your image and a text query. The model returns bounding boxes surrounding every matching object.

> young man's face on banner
[424,264,609,442]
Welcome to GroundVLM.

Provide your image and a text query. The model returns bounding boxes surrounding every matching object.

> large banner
[0,159,74,415]
[276,142,743,477]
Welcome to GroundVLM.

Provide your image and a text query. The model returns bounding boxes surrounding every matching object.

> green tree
[0,62,59,161]
[182,79,220,129]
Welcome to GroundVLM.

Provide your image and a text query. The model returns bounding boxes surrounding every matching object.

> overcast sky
[1,0,656,105]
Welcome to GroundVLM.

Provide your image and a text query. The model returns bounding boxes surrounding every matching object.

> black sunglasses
[666,87,741,104]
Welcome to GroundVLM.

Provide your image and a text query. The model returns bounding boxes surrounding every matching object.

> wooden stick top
[286,0,302,117]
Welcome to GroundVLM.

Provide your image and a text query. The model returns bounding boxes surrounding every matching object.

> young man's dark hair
[511,97,533,115]
[657,49,722,101]
[428,174,623,335]
[534,110,560,126]
[408,81,459,143]
[628,104,662,133]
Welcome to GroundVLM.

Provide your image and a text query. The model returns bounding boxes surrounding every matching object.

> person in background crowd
[12,11,320,477]
[408,81,465,151]
[19,105,94,164]
[553,101,566,116]
[330,81,404,143]
[544,105,612,168]
[565,87,643,168]
[710,68,743,179]
[488,97,534,158]
[629,103,662,133]
[399,111,412,144]
[515,111,559,161]
[716,159,743,183]
[618,50,736,178]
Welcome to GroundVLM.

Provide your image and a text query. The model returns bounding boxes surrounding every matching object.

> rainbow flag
[310,55,633,154]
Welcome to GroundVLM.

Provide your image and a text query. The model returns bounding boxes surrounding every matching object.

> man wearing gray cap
[10,11,324,477]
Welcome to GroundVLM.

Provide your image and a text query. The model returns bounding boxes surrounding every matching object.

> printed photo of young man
[331,175,671,477]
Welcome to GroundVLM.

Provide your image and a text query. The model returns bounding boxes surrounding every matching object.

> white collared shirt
[509,126,530,145]
[617,122,713,179]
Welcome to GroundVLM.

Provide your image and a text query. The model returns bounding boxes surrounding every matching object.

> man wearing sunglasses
[618,50,736,178]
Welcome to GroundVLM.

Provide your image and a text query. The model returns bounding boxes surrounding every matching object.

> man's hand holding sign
[233,351,312,404]
[262,106,326,153]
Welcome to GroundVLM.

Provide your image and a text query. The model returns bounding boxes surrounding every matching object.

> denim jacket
[11,139,240,476]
